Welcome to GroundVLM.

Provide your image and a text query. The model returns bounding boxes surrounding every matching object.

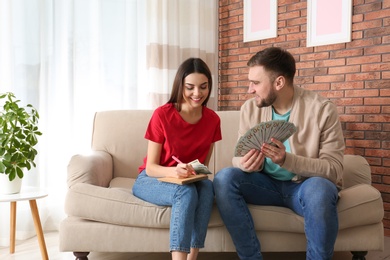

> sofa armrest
[342,154,371,189]
[67,151,113,188]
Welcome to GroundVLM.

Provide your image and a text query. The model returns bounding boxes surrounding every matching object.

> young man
[213,47,345,260]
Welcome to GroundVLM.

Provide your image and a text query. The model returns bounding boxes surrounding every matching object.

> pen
[172,155,183,164]
[172,156,196,175]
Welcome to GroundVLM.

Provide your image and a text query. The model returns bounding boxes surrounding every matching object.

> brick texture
[218,0,390,234]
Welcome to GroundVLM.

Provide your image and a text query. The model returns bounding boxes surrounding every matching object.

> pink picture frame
[243,0,278,42]
[306,0,352,47]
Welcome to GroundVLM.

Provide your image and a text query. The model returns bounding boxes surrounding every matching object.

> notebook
[158,174,208,185]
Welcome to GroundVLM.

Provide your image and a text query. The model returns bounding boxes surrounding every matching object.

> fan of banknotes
[234,120,297,157]
[189,159,212,174]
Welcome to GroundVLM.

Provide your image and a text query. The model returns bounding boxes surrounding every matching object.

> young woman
[133,58,222,260]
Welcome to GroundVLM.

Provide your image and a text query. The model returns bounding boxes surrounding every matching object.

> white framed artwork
[243,0,278,42]
[307,0,352,47]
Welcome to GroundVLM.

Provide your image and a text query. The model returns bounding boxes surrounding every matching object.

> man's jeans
[133,170,214,253]
[213,167,339,260]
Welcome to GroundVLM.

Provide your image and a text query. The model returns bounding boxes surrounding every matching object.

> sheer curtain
[0,0,218,245]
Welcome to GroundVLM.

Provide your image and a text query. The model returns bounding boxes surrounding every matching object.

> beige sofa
[59,110,384,260]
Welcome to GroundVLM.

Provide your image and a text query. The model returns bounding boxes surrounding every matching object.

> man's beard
[256,89,277,108]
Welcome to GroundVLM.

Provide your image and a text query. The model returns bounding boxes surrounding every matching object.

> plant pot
[0,174,22,194]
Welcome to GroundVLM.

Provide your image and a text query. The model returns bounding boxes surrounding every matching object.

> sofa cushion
[65,177,383,234]
[64,181,225,229]
[91,110,151,179]
[65,183,171,228]
[342,154,371,188]
[248,184,383,233]
[337,184,384,229]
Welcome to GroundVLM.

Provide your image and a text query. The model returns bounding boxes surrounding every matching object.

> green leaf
[8,170,15,181]
[16,167,23,178]
[26,162,31,170]
[0,161,5,173]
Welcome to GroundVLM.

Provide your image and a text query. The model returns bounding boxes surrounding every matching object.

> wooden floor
[0,232,389,260]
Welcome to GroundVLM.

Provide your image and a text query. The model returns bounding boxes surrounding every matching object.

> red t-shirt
[138,103,222,173]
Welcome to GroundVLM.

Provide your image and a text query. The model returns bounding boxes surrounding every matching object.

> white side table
[0,186,48,260]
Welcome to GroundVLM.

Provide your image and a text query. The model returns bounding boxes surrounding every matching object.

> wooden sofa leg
[73,252,90,260]
[351,251,367,260]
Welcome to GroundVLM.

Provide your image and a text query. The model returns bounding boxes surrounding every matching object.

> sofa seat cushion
[337,184,384,229]
[250,205,305,233]
[65,178,383,233]
[65,182,171,228]
[249,183,383,233]
[64,180,224,228]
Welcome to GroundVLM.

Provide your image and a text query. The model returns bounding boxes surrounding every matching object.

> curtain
[144,0,218,108]
[0,0,218,245]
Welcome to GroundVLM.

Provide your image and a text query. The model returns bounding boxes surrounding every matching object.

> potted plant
[0,92,42,194]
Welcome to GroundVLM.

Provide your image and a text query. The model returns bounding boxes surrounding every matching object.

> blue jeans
[213,167,339,260]
[132,170,214,253]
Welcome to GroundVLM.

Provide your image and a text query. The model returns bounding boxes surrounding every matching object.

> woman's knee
[199,179,213,191]
[175,184,198,204]
[197,179,214,200]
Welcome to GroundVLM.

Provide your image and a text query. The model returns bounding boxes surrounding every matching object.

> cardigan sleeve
[282,101,345,184]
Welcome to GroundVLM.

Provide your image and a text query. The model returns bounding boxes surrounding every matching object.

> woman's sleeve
[212,116,222,142]
[145,109,164,143]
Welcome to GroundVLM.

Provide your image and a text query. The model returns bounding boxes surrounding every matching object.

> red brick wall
[218,0,390,235]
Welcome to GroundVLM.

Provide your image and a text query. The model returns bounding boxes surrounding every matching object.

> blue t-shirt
[263,109,296,181]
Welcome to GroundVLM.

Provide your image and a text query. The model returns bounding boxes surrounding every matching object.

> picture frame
[306,0,352,47]
[243,0,278,42]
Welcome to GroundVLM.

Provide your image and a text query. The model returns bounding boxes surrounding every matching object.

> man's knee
[213,167,241,194]
[300,177,338,205]
[214,167,240,182]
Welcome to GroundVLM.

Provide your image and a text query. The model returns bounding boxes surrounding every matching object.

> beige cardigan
[233,86,345,185]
